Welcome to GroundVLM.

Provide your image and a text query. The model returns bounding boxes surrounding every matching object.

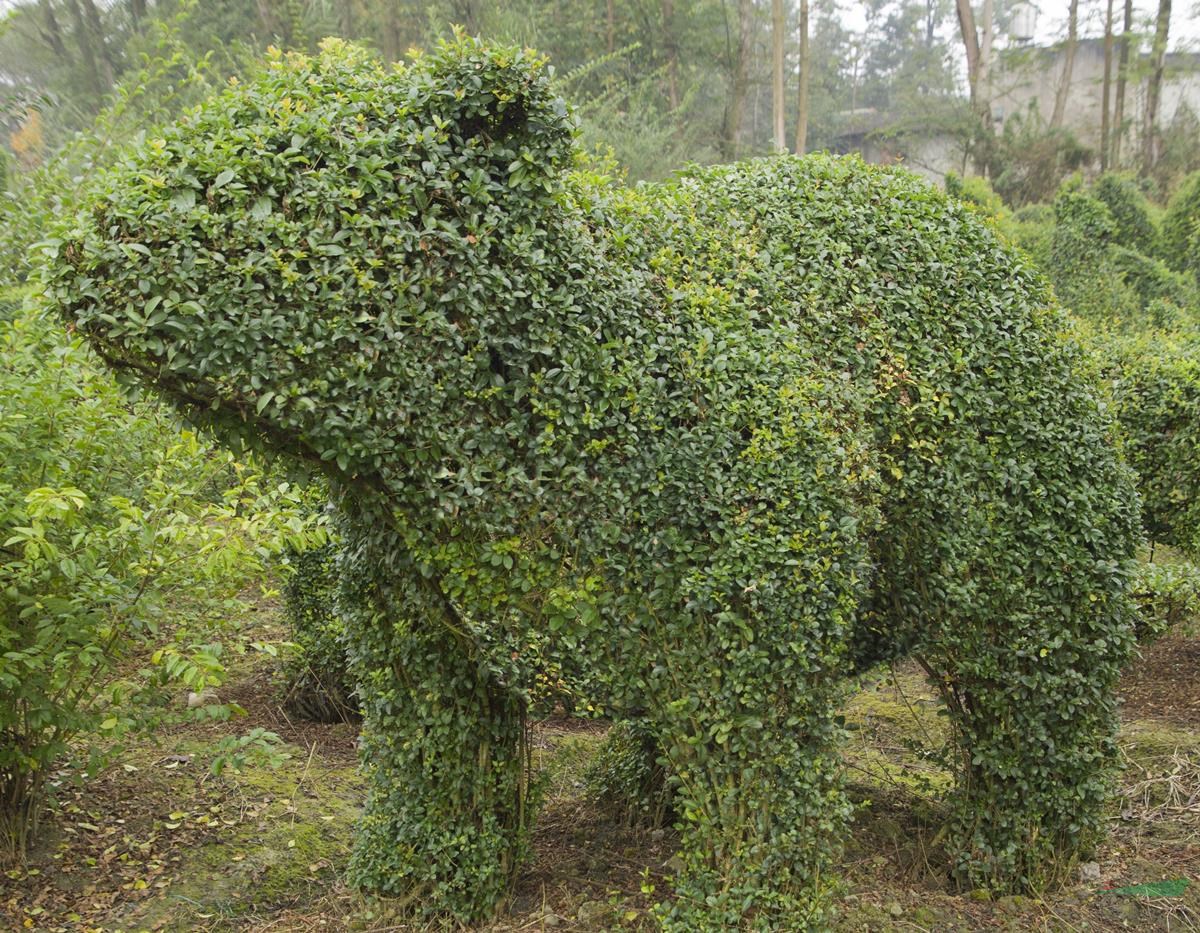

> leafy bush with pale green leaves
[944,171,1007,223]
[0,308,313,861]
[42,36,1141,927]
[1133,559,1200,641]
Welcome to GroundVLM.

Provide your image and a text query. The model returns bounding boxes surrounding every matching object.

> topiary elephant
[42,36,1140,930]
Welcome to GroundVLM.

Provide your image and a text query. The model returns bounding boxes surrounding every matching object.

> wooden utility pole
[1051,0,1080,129]
[772,0,786,151]
[794,0,810,154]
[1101,0,1115,168]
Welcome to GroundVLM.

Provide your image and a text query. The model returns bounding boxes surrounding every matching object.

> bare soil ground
[3,610,1198,932]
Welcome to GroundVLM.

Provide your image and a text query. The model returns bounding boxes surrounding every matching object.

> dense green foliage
[585,719,674,829]
[1041,186,1196,332]
[281,534,357,724]
[0,307,308,859]
[1092,174,1158,256]
[43,37,1141,928]
[1091,328,1200,554]
[1132,559,1200,641]
[1161,171,1200,286]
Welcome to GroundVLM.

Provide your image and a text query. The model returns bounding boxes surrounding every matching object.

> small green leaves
[40,33,1139,929]
[250,197,272,220]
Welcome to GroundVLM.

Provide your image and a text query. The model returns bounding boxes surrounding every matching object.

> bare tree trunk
[979,0,993,110]
[64,0,104,94]
[772,0,785,151]
[1051,0,1079,129]
[794,0,810,154]
[956,0,993,171]
[79,0,115,87]
[1101,0,1115,168]
[339,0,355,38]
[1142,0,1171,176]
[721,0,753,160]
[1113,0,1133,165]
[449,0,479,33]
[36,0,67,59]
[130,0,147,31]
[255,0,276,37]
[378,2,408,62]
[663,0,680,110]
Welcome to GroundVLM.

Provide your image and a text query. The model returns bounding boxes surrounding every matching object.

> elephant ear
[409,35,575,186]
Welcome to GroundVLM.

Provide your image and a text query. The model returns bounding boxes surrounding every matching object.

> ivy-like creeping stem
[43,36,1141,930]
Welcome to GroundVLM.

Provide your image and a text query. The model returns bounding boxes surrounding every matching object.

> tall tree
[1112,0,1133,165]
[35,0,67,59]
[721,0,754,159]
[663,0,680,110]
[772,0,786,150]
[1142,0,1172,175]
[795,0,810,153]
[1101,0,1115,168]
[64,0,105,94]
[955,0,993,168]
[1050,0,1079,129]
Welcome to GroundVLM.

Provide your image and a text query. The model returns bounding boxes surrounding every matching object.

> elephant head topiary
[42,36,1141,929]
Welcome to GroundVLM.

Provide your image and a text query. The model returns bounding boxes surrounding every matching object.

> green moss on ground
[120,754,361,930]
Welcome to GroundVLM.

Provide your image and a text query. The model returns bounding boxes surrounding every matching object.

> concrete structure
[831,38,1200,181]
[992,38,1200,156]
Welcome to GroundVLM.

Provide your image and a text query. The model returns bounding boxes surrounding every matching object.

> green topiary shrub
[1109,248,1198,313]
[1092,173,1158,255]
[1046,190,1135,322]
[944,171,1008,222]
[281,531,358,723]
[41,37,1141,928]
[1161,171,1200,283]
[1091,327,1200,554]
[584,719,674,829]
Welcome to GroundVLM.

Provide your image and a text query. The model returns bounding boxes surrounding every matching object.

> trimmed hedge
[281,534,358,723]
[1161,170,1200,282]
[1092,173,1158,255]
[42,37,1141,928]
[1048,188,1196,329]
[1091,327,1200,554]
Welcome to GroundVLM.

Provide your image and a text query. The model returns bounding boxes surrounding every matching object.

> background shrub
[1161,171,1200,283]
[0,307,310,860]
[1133,559,1200,642]
[1092,173,1158,255]
[281,532,358,724]
[1092,328,1200,555]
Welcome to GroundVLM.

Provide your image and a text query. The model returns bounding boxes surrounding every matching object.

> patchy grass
[3,600,1199,931]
